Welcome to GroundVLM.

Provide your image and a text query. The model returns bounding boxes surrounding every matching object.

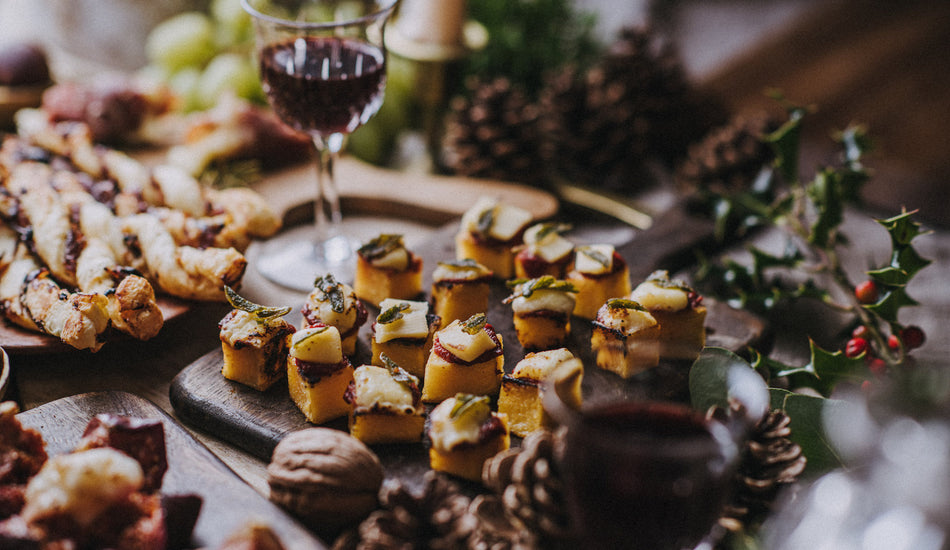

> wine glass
[543,381,739,550]
[242,0,398,291]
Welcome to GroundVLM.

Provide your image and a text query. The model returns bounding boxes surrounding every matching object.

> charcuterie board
[170,202,768,462]
[16,391,326,549]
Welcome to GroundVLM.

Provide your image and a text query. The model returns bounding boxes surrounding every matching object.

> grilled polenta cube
[219,287,294,391]
[287,324,354,425]
[591,298,660,378]
[514,222,574,279]
[431,259,492,325]
[505,276,576,351]
[421,314,504,403]
[354,234,423,307]
[302,273,368,357]
[371,299,439,381]
[346,358,425,445]
[455,197,533,279]
[428,394,509,482]
[630,270,707,360]
[566,244,632,320]
[498,348,583,437]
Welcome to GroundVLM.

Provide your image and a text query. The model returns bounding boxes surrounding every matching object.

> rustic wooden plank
[16,391,326,549]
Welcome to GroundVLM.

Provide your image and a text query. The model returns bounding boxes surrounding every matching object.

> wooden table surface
[3,0,950,525]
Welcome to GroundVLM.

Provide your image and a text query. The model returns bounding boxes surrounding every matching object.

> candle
[394,0,467,47]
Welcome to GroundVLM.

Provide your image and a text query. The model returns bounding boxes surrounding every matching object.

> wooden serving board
[16,391,326,549]
[170,202,767,464]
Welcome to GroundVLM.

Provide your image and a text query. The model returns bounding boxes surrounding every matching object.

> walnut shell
[267,428,383,532]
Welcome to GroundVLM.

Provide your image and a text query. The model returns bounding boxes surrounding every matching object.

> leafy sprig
[694,99,931,391]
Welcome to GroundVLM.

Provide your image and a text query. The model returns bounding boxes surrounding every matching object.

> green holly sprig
[693,98,931,394]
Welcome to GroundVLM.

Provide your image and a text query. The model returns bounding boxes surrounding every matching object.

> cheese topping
[510,288,576,315]
[432,260,492,282]
[511,348,578,380]
[523,223,573,263]
[23,448,144,528]
[631,280,689,312]
[370,246,410,270]
[428,396,491,452]
[461,197,532,242]
[375,299,430,343]
[574,244,615,275]
[352,365,419,414]
[307,280,360,328]
[291,325,343,364]
[220,309,269,346]
[596,301,657,334]
[436,318,497,363]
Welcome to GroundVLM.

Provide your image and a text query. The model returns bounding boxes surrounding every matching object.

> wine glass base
[254,227,357,292]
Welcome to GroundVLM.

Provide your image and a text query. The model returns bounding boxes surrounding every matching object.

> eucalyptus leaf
[770,389,850,475]
[689,347,769,425]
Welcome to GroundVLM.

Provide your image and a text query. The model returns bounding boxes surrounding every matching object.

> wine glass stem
[313,133,345,244]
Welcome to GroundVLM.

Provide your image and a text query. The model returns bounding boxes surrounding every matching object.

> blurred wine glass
[243,0,398,290]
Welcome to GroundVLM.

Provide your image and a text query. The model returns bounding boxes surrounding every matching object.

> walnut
[266,428,383,533]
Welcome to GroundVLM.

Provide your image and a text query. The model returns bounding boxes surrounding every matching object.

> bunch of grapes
[141,0,264,112]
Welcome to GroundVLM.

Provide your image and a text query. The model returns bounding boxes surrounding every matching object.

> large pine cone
[675,112,780,196]
[538,26,724,188]
[482,430,572,544]
[441,76,543,186]
[344,471,474,550]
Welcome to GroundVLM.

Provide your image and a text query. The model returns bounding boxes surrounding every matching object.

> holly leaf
[807,169,845,248]
[864,286,919,324]
[688,347,770,424]
[889,244,932,280]
[878,209,928,246]
[765,106,805,183]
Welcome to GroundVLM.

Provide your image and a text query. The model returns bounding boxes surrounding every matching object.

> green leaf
[461,313,488,334]
[357,234,404,260]
[224,286,291,321]
[878,210,928,246]
[889,244,932,279]
[313,273,346,313]
[377,302,411,324]
[450,393,491,420]
[766,106,805,183]
[866,265,911,287]
[688,348,770,422]
[807,169,844,248]
[864,287,919,324]
[801,341,868,396]
[771,390,849,475]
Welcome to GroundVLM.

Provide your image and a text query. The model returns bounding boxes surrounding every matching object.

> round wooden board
[0,296,191,355]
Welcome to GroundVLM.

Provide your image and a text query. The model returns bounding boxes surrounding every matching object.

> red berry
[901,325,926,350]
[846,337,869,358]
[888,334,901,350]
[868,358,887,375]
[851,325,869,339]
[855,280,879,304]
[861,380,872,394]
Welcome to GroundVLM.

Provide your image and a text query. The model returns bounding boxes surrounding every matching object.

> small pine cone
[467,495,538,550]
[354,471,474,550]
[675,112,781,196]
[482,430,572,543]
[441,76,543,185]
[712,405,807,538]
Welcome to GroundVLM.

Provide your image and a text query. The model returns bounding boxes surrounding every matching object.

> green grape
[145,12,217,72]
[211,0,252,48]
[196,52,262,109]
[168,66,204,111]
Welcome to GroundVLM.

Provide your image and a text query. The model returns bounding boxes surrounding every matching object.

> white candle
[395,0,467,47]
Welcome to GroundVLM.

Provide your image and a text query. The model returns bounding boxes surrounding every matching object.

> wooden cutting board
[170,202,767,463]
[16,391,327,549]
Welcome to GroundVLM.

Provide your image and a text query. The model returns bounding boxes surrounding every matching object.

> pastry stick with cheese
[121,213,246,302]
[0,244,111,351]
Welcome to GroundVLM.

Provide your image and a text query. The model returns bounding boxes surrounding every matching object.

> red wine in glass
[260,36,386,136]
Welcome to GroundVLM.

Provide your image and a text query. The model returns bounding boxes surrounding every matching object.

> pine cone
[709,404,807,539]
[441,76,543,186]
[482,430,572,544]
[350,471,475,550]
[538,25,724,188]
[675,112,780,196]
[467,495,538,550]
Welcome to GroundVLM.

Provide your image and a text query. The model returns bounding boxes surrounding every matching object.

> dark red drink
[558,401,737,549]
[260,36,386,135]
